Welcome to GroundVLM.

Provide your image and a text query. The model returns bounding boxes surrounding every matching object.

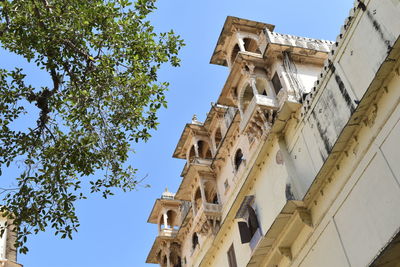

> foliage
[0,0,183,253]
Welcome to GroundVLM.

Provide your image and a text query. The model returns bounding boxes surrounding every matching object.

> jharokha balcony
[176,161,222,237]
[238,78,280,142]
[181,157,212,177]
[192,201,222,235]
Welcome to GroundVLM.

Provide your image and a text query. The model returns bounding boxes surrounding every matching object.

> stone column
[237,34,245,52]
[199,178,207,205]
[163,212,168,229]
[250,77,259,96]
[194,140,199,158]
[165,242,171,267]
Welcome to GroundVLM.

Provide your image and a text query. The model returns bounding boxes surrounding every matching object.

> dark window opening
[234,149,243,171]
[241,84,254,113]
[272,72,283,95]
[238,204,260,244]
[198,140,212,159]
[166,210,177,228]
[192,233,199,250]
[194,187,202,212]
[231,44,240,65]
[243,38,261,54]
[174,257,181,267]
[205,149,212,159]
[247,204,260,237]
[212,194,219,204]
[189,145,196,162]
[227,244,238,267]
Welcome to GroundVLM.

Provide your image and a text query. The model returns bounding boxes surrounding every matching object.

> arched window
[197,140,212,159]
[194,187,202,212]
[255,77,268,96]
[234,149,244,171]
[230,44,240,65]
[189,145,196,162]
[243,37,261,54]
[240,83,254,113]
[192,232,199,250]
[166,210,177,228]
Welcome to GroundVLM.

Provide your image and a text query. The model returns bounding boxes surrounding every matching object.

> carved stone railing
[192,203,222,235]
[159,228,178,238]
[240,94,278,142]
[182,157,212,175]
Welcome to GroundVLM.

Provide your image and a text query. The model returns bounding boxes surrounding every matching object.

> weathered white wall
[299,222,349,267]
[293,63,400,267]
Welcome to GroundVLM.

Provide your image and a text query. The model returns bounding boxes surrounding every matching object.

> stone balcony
[159,228,178,238]
[240,94,279,141]
[193,202,222,235]
[181,157,213,177]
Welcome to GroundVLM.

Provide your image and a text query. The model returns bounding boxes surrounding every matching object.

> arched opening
[188,145,196,162]
[192,232,199,250]
[241,83,254,113]
[197,140,212,159]
[170,251,182,267]
[230,43,240,65]
[204,181,218,204]
[205,148,212,159]
[175,257,182,267]
[156,250,162,262]
[255,78,268,96]
[214,127,222,149]
[159,215,165,230]
[166,210,177,228]
[234,149,244,171]
[163,255,167,266]
[243,38,261,54]
[194,187,202,212]
[212,193,219,204]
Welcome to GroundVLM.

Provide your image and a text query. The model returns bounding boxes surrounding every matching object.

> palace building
[0,216,22,267]
[146,0,400,266]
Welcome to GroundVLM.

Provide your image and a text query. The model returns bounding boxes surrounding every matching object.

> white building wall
[293,68,400,267]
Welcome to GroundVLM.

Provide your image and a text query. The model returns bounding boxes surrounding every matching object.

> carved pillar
[249,76,258,96]
[166,242,171,267]
[194,141,199,158]
[237,34,245,52]
[199,178,207,204]
[163,211,168,229]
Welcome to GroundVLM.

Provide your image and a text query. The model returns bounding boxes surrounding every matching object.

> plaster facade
[146,0,400,266]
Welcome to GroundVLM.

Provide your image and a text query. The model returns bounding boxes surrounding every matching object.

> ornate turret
[146,189,184,267]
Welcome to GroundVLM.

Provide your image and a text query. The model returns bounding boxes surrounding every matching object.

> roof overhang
[217,52,265,106]
[175,163,214,201]
[210,16,275,66]
[172,123,208,159]
[147,198,182,224]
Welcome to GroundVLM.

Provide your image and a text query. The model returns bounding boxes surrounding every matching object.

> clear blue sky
[0,1,351,266]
